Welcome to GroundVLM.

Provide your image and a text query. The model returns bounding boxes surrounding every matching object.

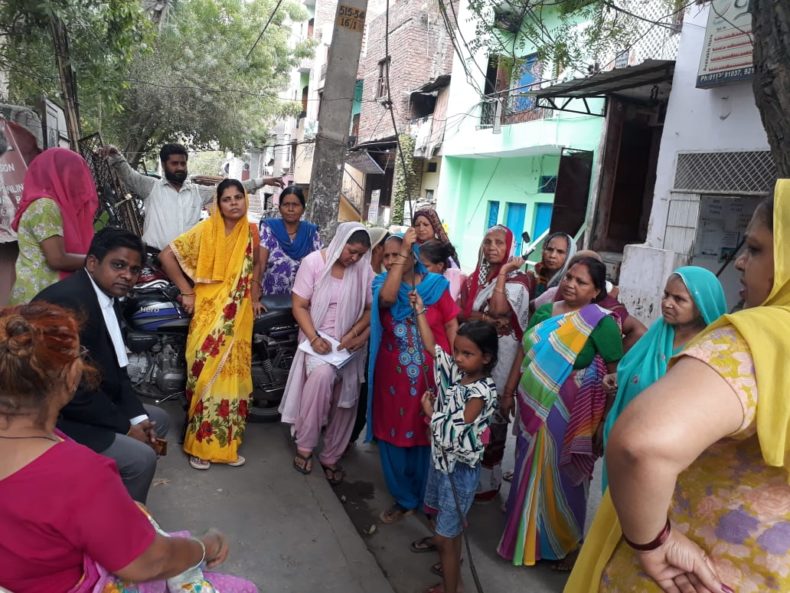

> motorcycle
[122,255,298,423]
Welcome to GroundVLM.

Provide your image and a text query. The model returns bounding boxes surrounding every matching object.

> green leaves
[1,0,313,165]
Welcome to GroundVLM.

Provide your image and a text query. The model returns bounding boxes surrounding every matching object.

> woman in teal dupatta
[601,266,726,489]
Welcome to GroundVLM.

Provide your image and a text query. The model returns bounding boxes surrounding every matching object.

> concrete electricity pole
[305,0,369,239]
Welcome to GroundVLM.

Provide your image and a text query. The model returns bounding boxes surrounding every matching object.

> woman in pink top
[0,302,256,593]
[280,222,373,485]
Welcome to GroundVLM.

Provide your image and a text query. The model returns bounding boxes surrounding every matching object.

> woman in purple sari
[0,302,256,593]
[259,186,321,295]
[498,257,623,570]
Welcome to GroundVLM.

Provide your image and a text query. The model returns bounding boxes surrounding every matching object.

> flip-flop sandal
[410,536,437,553]
[430,559,463,577]
[228,455,246,467]
[292,452,313,475]
[321,463,345,486]
[189,456,210,470]
[379,504,415,524]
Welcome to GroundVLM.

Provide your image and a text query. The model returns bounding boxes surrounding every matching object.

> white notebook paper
[298,334,356,368]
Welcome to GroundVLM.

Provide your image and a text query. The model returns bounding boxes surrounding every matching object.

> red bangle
[623,518,671,551]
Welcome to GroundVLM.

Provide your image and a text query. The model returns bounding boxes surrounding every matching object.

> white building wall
[618,3,770,324]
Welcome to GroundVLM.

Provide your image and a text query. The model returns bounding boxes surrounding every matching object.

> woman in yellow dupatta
[566,180,790,593]
[159,179,262,470]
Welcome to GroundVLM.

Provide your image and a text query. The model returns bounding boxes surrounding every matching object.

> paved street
[335,433,597,593]
[146,401,395,593]
[145,402,603,593]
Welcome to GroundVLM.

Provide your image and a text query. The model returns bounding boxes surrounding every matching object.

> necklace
[0,434,59,442]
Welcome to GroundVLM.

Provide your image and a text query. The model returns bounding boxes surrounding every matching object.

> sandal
[379,503,414,524]
[321,463,345,486]
[292,451,313,475]
[410,536,437,554]
[430,559,463,577]
[189,456,210,470]
[228,455,246,467]
[503,470,514,482]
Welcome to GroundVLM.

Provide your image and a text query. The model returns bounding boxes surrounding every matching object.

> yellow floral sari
[170,203,256,464]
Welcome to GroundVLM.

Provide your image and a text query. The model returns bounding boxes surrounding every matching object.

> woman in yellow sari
[566,181,790,593]
[159,179,262,470]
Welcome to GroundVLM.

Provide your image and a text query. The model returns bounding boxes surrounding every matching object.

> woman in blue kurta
[367,230,459,524]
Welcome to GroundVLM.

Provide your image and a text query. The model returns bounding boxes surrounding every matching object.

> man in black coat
[34,227,170,502]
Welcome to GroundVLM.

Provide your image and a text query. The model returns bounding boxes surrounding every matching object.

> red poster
[0,120,40,242]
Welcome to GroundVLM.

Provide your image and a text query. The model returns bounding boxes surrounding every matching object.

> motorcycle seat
[260,294,292,312]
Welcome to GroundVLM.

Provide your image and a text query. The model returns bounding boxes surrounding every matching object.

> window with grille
[673,151,776,195]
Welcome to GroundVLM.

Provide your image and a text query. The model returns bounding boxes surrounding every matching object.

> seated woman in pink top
[0,302,256,593]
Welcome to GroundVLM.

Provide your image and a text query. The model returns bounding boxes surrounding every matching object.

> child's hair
[457,320,499,373]
[419,239,454,269]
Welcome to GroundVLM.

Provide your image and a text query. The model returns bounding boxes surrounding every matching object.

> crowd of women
[4,145,790,593]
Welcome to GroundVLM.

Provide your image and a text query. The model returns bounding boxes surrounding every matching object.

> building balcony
[479,81,552,128]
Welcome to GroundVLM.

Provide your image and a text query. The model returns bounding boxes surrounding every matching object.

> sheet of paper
[298,334,356,368]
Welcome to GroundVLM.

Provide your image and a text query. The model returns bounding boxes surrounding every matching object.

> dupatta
[12,148,98,278]
[261,218,318,261]
[565,180,790,593]
[279,222,372,423]
[602,266,726,450]
[461,225,531,340]
[365,258,449,442]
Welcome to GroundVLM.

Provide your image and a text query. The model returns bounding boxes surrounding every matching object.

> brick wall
[356,0,455,143]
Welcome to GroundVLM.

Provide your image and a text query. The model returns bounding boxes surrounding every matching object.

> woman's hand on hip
[637,529,730,593]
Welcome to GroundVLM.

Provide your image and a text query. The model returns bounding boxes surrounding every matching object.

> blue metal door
[505,202,527,254]
[487,201,500,228]
[533,203,553,239]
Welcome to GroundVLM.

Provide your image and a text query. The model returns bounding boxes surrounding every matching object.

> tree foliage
[107,0,314,165]
[0,0,151,117]
[0,0,314,166]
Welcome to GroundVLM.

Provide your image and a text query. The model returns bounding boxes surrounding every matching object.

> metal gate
[78,133,144,236]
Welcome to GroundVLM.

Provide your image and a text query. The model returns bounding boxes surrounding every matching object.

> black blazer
[34,269,146,452]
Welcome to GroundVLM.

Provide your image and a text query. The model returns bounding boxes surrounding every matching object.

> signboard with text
[696,0,753,88]
[0,120,39,242]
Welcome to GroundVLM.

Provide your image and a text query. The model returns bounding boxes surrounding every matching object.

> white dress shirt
[108,155,268,250]
[86,270,147,426]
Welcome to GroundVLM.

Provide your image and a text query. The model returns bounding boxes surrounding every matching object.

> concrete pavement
[146,401,396,593]
[334,432,596,593]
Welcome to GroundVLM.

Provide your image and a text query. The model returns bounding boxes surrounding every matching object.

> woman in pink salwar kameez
[280,222,373,485]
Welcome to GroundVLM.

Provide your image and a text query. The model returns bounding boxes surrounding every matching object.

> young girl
[410,291,499,593]
[418,239,466,302]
